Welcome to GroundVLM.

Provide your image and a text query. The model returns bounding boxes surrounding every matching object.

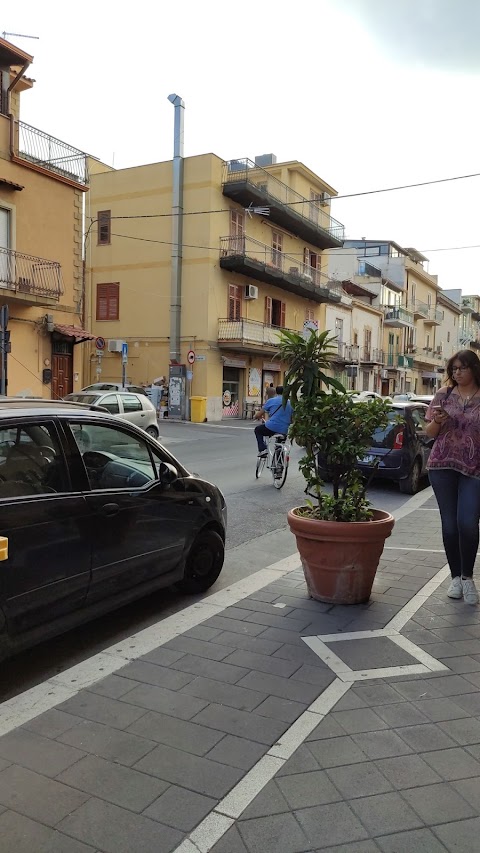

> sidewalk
[1,490,480,852]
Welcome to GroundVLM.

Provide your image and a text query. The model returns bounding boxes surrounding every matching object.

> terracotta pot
[287,507,395,605]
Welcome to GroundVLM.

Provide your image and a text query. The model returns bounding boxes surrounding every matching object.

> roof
[0,37,33,67]
[53,323,95,342]
[0,177,24,191]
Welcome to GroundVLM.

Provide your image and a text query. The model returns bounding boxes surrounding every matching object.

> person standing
[425,350,480,604]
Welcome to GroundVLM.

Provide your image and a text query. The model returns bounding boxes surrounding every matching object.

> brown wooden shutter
[280,302,286,328]
[265,296,272,325]
[96,283,119,320]
[98,210,111,245]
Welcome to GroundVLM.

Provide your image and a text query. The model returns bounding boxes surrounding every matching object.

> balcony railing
[413,301,429,319]
[14,121,88,186]
[359,347,384,363]
[218,317,291,349]
[0,246,64,300]
[383,306,414,326]
[424,307,444,325]
[332,342,359,362]
[386,352,414,368]
[222,159,344,249]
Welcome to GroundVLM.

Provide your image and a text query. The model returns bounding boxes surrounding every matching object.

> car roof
[72,390,145,396]
[389,401,427,410]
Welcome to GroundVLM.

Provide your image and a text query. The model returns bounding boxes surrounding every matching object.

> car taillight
[393,429,404,450]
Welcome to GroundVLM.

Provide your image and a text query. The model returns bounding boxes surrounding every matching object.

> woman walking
[425,350,480,604]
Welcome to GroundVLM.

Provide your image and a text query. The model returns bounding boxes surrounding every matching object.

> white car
[64,391,160,438]
[82,382,147,396]
[351,391,392,403]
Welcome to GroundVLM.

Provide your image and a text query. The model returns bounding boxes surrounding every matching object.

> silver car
[64,391,160,438]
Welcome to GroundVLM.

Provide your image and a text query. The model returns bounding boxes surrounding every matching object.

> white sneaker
[447,577,463,599]
[257,450,267,458]
[462,578,479,606]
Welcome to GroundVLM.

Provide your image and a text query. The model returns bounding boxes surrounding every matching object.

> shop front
[222,358,246,418]
[261,361,281,401]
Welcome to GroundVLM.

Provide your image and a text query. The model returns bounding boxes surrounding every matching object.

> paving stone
[452,776,480,811]
[272,594,330,613]
[127,709,224,755]
[171,654,250,684]
[351,683,405,706]
[0,728,85,777]
[204,615,266,636]
[163,635,236,659]
[181,675,266,711]
[315,843,380,853]
[140,647,186,667]
[391,678,443,700]
[349,791,423,836]
[277,745,320,777]
[351,730,413,760]
[238,812,310,853]
[116,660,194,690]
[0,811,54,853]
[396,723,459,753]
[307,717,347,741]
[372,701,430,727]
[331,691,368,711]
[236,671,322,704]
[461,670,480,686]
[118,683,208,719]
[326,761,392,799]
[144,784,215,831]
[0,764,88,825]
[375,753,442,789]
[210,825,249,853]
[192,703,287,745]
[418,674,478,697]
[22,709,82,739]
[254,695,308,724]
[289,665,335,689]
[437,717,480,745]
[58,796,182,853]
[134,742,242,797]
[58,753,168,811]
[403,629,440,645]
[434,817,480,853]
[57,691,147,730]
[330,708,389,734]
[431,626,476,642]
[243,611,315,632]
[277,770,341,809]
[377,827,450,853]
[241,780,291,819]
[403,781,476,824]
[0,759,9,773]
[451,691,480,714]
[273,643,331,668]
[258,627,312,646]
[413,697,470,722]
[87,675,140,699]
[295,802,368,848]
[422,746,480,781]
[205,735,266,770]
[213,631,282,656]
[307,735,368,768]
[330,637,416,670]
[43,833,98,853]
[248,590,281,603]
[230,599,297,617]
[58,719,156,765]
[222,648,301,678]
[184,625,222,641]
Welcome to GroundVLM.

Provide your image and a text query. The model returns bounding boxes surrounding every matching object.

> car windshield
[65,394,101,405]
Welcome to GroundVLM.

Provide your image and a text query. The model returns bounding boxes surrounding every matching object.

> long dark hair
[445,349,480,387]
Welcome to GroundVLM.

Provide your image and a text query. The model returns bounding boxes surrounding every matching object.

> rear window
[370,410,405,448]
[66,394,101,405]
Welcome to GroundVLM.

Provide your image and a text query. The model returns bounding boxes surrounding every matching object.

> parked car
[82,383,148,395]
[0,399,227,661]
[392,392,434,404]
[65,391,160,438]
[351,391,392,403]
[356,401,434,494]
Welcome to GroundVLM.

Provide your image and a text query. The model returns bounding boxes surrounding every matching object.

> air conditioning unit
[108,339,125,353]
[244,284,258,300]
[319,192,331,206]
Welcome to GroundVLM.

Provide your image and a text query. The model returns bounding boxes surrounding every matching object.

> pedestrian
[425,349,480,604]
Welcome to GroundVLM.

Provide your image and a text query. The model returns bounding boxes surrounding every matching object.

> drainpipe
[167,94,184,364]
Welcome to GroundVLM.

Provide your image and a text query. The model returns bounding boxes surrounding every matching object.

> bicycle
[255,433,291,489]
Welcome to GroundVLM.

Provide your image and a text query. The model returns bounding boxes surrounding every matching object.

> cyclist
[254,385,293,457]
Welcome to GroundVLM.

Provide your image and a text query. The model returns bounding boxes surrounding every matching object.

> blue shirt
[264,396,293,434]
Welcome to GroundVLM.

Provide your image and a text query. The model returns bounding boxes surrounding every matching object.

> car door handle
[101,503,120,517]
[140,413,146,417]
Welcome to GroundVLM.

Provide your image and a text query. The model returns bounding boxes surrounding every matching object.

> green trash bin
[190,396,207,423]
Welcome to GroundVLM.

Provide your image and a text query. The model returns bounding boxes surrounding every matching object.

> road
[1,419,429,701]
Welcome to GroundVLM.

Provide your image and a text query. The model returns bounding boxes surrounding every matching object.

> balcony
[0,246,63,302]
[424,307,444,326]
[413,301,429,320]
[222,159,344,250]
[383,306,414,328]
[386,352,413,369]
[12,121,88,187]
[331,342,359,363]
[359,347,384,364]
[218,318,289,354]
[220,235,342,303]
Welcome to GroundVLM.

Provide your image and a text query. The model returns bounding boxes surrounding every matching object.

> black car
[0,400,226,661]
[356,402,433,494]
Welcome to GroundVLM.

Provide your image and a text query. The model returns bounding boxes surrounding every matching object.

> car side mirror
[158,461,178,485]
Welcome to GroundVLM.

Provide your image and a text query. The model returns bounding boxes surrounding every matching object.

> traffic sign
[95,336,106,350]
[187,350,195,365]
[122,342,128,365]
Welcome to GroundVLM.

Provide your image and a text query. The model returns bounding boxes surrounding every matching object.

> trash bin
[190,396,207,423]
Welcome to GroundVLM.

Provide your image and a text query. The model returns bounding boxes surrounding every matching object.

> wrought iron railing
[359,347,384,363]
[332,342,359,361]
[218,317,293,347]
[383,306,414,325]
[0,246,63,299]
[223,159,344,243]
[15,121,88,186]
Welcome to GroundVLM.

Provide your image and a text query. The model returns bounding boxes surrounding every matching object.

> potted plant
[278,329,395,605]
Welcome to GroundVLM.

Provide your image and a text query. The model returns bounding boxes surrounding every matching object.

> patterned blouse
[426,386,480,480]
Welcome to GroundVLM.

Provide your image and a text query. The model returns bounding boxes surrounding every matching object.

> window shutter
[108,284,119,320]
[280,302,286,328]
[96,283,119,320]
[265,296,272,325]
[98,210,111,245]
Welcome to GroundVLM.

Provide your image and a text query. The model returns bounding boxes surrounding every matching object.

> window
[364,329,372,359]
[271,230,283,268]
[121,394,142,413]
[99,394,120,414]
[97,210,111,245]
[230,210,245,254]
[306,308,315,322]
[96,283,119,321]
[265,296,286,328]
[335,317,344,342]
[0,423,67,497]
[228,284,242,321]
[70,423,157,490]
[447,331,450,342]
[303,248,318,280]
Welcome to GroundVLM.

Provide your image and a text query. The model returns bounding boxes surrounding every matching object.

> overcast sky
[4,0,480,292]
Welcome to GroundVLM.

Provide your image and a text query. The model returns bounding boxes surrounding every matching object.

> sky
[3,0,480,293]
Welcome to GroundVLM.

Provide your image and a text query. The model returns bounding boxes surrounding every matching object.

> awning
[0,177,24,191]
[53,323,96,342]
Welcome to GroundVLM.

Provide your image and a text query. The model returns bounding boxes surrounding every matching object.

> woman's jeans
[429,469,480,579]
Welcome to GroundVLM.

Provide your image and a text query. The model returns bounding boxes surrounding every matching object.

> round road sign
[95,336,106,350]
[187,350,195,365]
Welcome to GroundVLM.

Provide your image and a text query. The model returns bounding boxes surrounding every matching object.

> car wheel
[176,529,225,594]
[399,458,421,494]
[146,425,159,438]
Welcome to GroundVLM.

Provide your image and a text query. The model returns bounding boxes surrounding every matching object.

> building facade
[0,38,92,397]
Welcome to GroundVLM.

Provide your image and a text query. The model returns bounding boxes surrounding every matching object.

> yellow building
[86,153,345,419]
[0,37,91,398]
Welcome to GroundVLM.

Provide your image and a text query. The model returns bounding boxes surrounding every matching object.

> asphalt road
[1,419,429,701]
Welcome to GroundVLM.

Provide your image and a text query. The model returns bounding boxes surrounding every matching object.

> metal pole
[168,94,184,365]
[0,305,8,396]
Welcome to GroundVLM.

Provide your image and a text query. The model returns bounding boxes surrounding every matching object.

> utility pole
[167,93,184,365]
[0,304,10,395]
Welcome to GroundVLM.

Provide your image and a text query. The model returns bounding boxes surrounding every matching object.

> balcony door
[230,210,245,254]
[0,207,11,287]
[228,284,242,321]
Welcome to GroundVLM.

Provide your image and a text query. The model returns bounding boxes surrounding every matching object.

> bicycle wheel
[255,454,266,478]
[272,446,289,489]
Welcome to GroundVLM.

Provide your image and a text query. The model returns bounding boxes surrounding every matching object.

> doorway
[222,366,241,418]
[52,338,73,399]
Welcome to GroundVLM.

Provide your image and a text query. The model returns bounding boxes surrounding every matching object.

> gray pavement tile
[58,719,156,765]
[307,735,368,768]
[43,834,98,853]
[58,753,168,811]
[183,625,222,641]
[23,708,82,739]
[395,723,458,752]
[289,666,334,689]
[421,747,480,780]
[0,728,85,777]
[192,703,287,745]
[0,760,9,773]
[236,671,322,704]
[241,780,291,819]
[452,776,480,810]
[417,674,479,697]
[0,811,54,853]
[315,844,380,853]
[441,691,480,715]
[171,654,250,684]
[118,683,208,719]
[222,649,301,678]
[205,734,266,770]
[411,613,454,630]
[403,781,476,824]
[115,660,194,690]
[307,717,347,741]
[259,627,316,646]
[434,818,480,853]
[349,791,423,836]
[58,797,182,853]
[438,656,480,674]
[377,828,449,853]
[461,670,480,687]
[413,698,470,723]
[0,764,88,825]
[139,647,186,667]
[273,643,331,668]
[424,644,473,661]
[254,695,308,724]
[375,754,442,789]
[330,708,389,734]
[277,746,320,777]
[272,594,330,613]
[372,702,430,727]
[295,802,368,848]
[229,599,297,617]
[446,639,480,656]
[127,710,224,755]
[431,627,476,643]
[181,675,266,711]
[371,592,413,605]
[243,611,316,632]
[277,770,341,809]
[204,615,266,636]
[350,684,405,706]
[210,825,249,853]
[134,742,242,797]
[403,628,441,645]
[438,717,480,745]
[57,691,147,730]
[213,631,282,656]
[331,691,368,711]
[247,590,281,603]
[351,730,413,760]
[87,675,140,699]
[330,637,416,670]
[326,762,392,799]
[391,679,443,700]
[239,813,311,853]
[163,635,236,659]
[144,784,215,831]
